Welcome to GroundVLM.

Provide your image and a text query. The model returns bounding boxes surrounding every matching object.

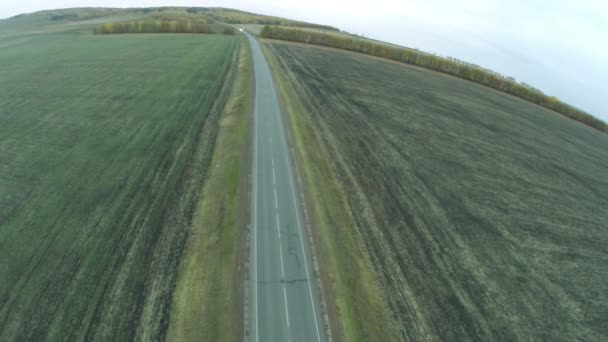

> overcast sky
[2,0,607,120]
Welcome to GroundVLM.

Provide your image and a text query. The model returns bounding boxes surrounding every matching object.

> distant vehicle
[239,28,244,32]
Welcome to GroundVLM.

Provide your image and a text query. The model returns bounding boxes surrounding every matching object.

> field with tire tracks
[0,20,238,340]
[266,41,608,341]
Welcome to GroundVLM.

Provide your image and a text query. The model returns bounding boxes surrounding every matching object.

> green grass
[266,41,608,341]
[0,24,238,341]
[167,36,253,342]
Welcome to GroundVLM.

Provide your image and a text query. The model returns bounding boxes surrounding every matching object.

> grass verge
[167,35,253,342]
[262,41,398,341]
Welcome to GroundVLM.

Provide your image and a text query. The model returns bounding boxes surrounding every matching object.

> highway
[245,32,327,342]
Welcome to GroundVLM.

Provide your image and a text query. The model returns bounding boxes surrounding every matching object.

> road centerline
[279,244,286,278]
[276,214,281,238]
[246,31,325,342]
[283,287,291,328]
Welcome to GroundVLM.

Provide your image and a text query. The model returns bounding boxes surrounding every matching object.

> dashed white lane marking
[276,212,290,335]
[276,213,281,239]
[273,187,278,210]
[279,244,285,278]
[272,166,276,186]
[283,287,291,328]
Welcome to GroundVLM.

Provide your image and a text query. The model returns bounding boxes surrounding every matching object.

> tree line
[94,20,235,35]
[261,26,607,133]
[189,7,340,31]
[217,15,338,31]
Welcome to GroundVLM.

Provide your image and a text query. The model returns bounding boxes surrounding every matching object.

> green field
[168,35,253,342]
[266,41,608,341]
[0,21,238,341]
[261,27,606,133]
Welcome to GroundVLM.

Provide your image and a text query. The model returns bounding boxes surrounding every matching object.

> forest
[95,20,234,35]
[261,26,607,133]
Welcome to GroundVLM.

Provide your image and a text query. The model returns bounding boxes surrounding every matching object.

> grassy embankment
[168,36,253,342]
[262,43,398,342]
[0,15,238,341]
[261,26,607,134]
[265,41,608,341]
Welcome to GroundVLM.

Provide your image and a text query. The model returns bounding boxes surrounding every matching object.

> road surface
[245,32,327,342]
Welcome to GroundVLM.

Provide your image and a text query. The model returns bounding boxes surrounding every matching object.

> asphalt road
[245,32,327,342]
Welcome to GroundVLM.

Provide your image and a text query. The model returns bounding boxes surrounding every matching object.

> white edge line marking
[278,213,289,335]
[252,38,260,342]
[253,121,259,342]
